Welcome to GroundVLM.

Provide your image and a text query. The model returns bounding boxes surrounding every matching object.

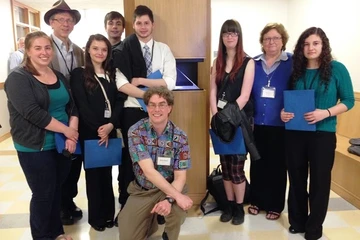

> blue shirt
[252,52,292,126]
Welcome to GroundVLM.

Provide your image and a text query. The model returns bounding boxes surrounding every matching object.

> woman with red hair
[210,19,255,225]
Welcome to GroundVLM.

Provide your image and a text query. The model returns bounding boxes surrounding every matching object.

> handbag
[200,164,251,215]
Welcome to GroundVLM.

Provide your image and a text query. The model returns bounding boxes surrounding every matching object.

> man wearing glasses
[44,0,84,226]
[112,5,177,216]
[118,86,192,240]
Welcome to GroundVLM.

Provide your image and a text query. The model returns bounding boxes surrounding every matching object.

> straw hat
[44,0,81,25]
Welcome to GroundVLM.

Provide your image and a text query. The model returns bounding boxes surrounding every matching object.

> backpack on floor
[200,164,251,215]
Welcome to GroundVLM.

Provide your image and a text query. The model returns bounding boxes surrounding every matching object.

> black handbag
[200,164,251,215]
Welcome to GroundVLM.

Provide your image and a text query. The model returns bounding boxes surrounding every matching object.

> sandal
[266,211,281,220]
[55,235,73,240]
[248,205,260,215]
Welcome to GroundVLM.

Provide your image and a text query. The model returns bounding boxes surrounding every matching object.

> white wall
[287,0,360,90]
[0,0,15,136]
[40,8,121,48]
[211,0,289,59]
[211,0,360,91]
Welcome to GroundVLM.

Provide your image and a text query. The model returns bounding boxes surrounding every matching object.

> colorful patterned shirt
[128,118,191,189]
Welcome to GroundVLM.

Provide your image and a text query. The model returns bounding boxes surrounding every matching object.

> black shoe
[106,220,114,228]
[71,205,83,220]
[220,201,234,222]
[60,210,74,225]
[157,215,166,225]
[289,226,305,234]
[231,203,244,225]
[162,231,169,240]
[91,225,106,232]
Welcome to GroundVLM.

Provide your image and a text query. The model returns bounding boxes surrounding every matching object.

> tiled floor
[1,137,360,240]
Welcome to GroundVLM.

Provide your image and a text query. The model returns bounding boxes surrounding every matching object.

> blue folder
[84,138,122,169]
[137,70,163,112]
[283,90,316,131]
[54,122,82,155]
[209,127,246,155]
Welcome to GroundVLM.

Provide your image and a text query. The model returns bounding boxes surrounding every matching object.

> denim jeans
[17,150,72,240]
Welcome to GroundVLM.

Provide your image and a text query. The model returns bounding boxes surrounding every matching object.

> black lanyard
[52,37,74,75]
[303,70,319,90]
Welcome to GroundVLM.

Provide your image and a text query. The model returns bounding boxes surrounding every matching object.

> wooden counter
[170,90,208,204]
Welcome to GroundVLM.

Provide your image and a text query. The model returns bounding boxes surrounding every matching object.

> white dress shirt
[115,39,177,108]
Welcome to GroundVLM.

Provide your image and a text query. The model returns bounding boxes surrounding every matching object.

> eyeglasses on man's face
[263,37,282,43]
[222,32,239,38]
[52,18,75,25]
[147,102,168,110]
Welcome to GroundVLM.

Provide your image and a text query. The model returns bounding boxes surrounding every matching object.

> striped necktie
[143,44,152,76]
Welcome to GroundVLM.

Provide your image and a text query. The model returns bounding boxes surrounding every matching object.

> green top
[15,80,69,152]
[294,60,354,132]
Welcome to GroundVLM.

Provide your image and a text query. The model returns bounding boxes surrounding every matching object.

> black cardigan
[112,33,147,82]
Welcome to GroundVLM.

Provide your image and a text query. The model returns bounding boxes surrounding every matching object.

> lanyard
[52,37,74,75]
[303,70,319,90]
[94,74,112,117]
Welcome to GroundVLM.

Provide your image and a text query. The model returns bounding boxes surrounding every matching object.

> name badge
[104,109,111,118]
[157,156,171,166]
[261,86,276,98]
[217,99,227,109]
[104,101,111,118]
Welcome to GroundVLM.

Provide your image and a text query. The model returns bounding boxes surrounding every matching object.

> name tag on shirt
[261,86,276,98]
[217,99,227,109]
[157,156,171,166]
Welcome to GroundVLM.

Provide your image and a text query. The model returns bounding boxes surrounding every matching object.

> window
[11,0,40,43]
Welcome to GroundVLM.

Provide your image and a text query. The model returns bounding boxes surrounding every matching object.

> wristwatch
[165,197,175,205]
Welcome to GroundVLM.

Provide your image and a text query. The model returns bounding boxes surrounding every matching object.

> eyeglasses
[52,18,75,25]
[263,37,282,43]
[222,32,239,38]
[147,102,168,110]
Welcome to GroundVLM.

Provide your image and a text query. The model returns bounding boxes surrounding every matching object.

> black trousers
[118,108,148,206]
[61,155,82,211]
[250,125,287,213]
[18,150,71,239]
[286,130,336,240]
[84,157,115,226]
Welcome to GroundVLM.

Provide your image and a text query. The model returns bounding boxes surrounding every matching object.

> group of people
[3,0,355,239]
[5,1,192,240]
[211,19,354,240]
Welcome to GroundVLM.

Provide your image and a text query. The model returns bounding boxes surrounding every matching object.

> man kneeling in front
[118,86,193,240]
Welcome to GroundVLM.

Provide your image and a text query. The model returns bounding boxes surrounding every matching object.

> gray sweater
[4,67,78,150]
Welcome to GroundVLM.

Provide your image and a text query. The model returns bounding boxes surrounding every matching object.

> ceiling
[17,0,123,12]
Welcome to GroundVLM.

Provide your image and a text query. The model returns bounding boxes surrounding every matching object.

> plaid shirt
[128,118,191,189]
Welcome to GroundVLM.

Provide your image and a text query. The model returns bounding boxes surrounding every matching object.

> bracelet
[326,109,331,117]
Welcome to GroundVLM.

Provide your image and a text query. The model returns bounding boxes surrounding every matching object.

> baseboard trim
[0,132,11,142]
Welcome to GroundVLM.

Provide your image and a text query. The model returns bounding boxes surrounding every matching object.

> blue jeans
[17,150,72,240]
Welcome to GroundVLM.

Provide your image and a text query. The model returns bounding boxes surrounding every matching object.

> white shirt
[115,39,177,108]
[51,34,78,79]
[8,49,24,72]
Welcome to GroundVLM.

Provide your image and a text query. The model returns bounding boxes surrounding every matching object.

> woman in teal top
[5,31,78,240]
[281,27,354,240]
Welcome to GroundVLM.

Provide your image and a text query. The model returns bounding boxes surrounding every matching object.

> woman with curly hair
[281,27,354,240]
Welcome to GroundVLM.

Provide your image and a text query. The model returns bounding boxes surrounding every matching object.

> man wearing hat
[44,0,84,226]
